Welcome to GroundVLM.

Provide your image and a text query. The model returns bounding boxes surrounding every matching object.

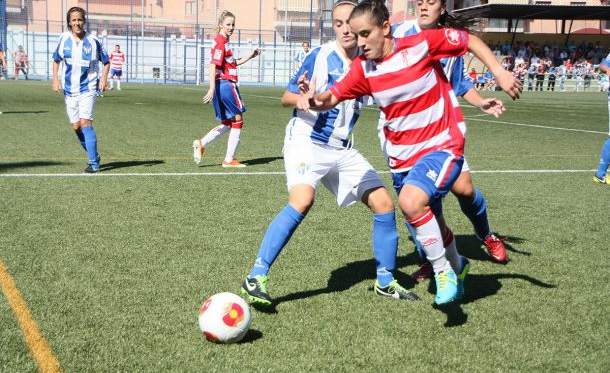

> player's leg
[242,140,324,306]
[328,149,418,300]
[78,92,100,173]
[116,71,122,90]
[222,82,247,167]
[66,95,87,152]
[594,138,610,184]
[223,114,245,167]
[109,72,114,89]
[452,168,507,262]
[14,63,19,79]
[193,82,230,164]
[396,151,464,304]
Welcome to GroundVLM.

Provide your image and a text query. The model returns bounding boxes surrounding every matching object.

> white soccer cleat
[193,140,204,164]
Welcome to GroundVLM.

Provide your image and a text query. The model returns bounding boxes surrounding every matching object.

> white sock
[443,229,461,273]
[117,80,121,90]
[224,128,241,163]
[109,80,113,89]
[408,210,451,274]
[201,125,230,147]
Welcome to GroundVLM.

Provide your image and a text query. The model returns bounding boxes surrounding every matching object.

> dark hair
[66,6,86,30]
[349,0,389,27]
[437,0,478,32]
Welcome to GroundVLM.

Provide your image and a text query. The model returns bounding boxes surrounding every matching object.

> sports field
[1,80,609,372]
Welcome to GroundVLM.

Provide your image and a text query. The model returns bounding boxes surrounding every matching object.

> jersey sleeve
[287,48,319,93]
[329,59,371,101]
[210,38,226,67]
[449,57,473,97]
[422,28,469,61]
[95,38,110,64]
[52,35,64,62]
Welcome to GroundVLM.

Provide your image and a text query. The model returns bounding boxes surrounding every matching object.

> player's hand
[297,76,318,112]
[52,78,61,92]
[297,71,309,93]
[203,88,214,104]
[478,98,505,118]
[251,48,261,59]
[495,70,522,100]
[99,79,107,92]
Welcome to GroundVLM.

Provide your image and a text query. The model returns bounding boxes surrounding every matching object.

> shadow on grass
[100,160,165,171]
[0,160,67,171]
[242,156,283,166]
[0,110,49,114]
[430,272,556,327]
[270,254,419,308]
[455,234,529,263]
[239,329,263,343]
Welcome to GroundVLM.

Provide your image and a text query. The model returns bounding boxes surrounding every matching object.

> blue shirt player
[387,0,509,283]
[240,0,419,307]
[52,6,110,173]
[594,53,610,184]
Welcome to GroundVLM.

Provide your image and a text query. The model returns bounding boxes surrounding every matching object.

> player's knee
[290,198,314,216]
[363,187,394,214]
[399,197,426,219]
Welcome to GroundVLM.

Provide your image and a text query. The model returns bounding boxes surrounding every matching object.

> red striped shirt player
[109,45,125,91]
[297,0,521,304]
[193,10,260,168]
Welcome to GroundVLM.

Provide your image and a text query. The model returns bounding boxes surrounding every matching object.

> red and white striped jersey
[210,34,238,82]
[330,28,469,173]
[109,51,125,70]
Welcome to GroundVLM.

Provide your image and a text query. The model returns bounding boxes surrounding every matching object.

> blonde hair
[215,10,235,35]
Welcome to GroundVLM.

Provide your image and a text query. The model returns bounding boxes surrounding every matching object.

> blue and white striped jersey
[53,32,110,96]
[287,42,364,148]
[392,21,474,97]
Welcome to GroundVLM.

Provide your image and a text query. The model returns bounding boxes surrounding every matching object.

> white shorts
[283,136,385,207]
[462,157,470,172]
[64,91,96,123]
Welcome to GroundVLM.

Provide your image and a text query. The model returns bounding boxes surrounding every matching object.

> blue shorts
[110,69,122,77]
[392,151,464,203]
[212,79,247,121]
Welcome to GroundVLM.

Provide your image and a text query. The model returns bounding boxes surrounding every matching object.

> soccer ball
[198,292,252,343]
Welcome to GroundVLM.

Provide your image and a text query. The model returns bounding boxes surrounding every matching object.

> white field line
[464,117,607,135]
[0,169,597,178]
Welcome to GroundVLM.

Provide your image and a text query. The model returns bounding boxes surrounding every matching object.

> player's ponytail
[215,10,236,35]
[349,0,390,27]
[438,0,478,32]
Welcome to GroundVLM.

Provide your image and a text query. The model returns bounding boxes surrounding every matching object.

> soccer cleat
[193,140,205,164]
[241,275,272,306]
[82,164,100,173]
[483,234,507,263]
[222,159,246,168]
[374,279,420,301]
[593,174,607,184]
[434,269,458,305]
[410,261,433,281]
[455,257,470,300]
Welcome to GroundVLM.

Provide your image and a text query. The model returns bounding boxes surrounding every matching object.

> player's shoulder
[214,34,227,44]
[392,20,419,37]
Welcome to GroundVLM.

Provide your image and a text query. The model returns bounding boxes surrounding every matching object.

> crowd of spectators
[471,40,609,92]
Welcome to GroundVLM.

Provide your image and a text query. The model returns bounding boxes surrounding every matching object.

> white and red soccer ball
[198,292,252,343]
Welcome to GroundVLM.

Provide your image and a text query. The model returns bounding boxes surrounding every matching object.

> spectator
[0,41,7,79]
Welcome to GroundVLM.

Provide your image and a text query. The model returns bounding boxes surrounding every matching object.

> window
[186,1,196,16]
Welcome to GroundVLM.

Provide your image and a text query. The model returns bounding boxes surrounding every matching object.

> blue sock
[249,204,304,278]
[459,188,490,240]
[74,129,86,151]
[405,221,426,263]
[373,211,398,287]
[595,138,610,178]
[81,126,99,166]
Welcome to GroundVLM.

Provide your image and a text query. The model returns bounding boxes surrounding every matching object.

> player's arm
[599,63,610,75]
[468,35,522,100]
[296,75,340,112]
[462,88,505,118]
[236,48,260,66]
[52,61,61,92]
[0,51,5,70]
[203,64,217,103]
[99,62,110,92]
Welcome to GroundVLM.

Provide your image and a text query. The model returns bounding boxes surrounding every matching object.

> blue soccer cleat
[434,269,458,305]
[456,257,470,300]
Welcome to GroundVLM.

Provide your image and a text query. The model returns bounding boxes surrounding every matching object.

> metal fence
[1,0,608,87]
